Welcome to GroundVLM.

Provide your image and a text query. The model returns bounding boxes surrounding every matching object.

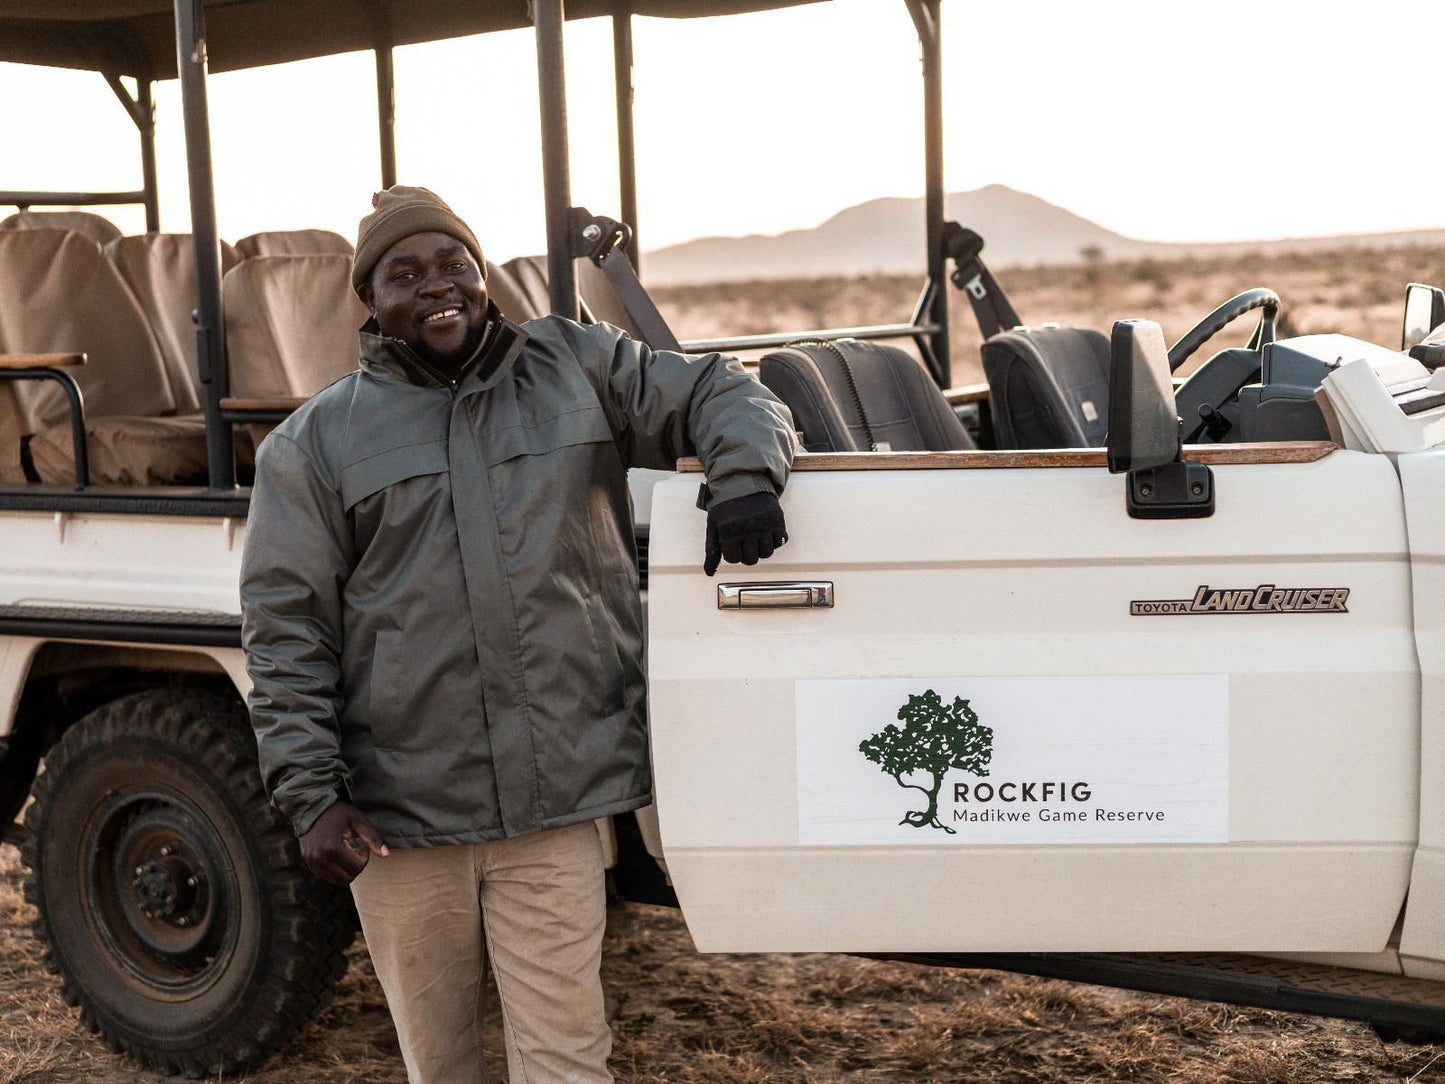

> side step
[880,951,1445,1037]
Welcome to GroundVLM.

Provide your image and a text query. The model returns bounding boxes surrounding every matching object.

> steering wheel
[1167,287,1281,372]
[1171,288,1283,442]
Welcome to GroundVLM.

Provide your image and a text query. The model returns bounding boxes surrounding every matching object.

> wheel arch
[1,637,250,835]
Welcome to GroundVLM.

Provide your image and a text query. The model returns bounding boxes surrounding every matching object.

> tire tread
[20,688,356,1077]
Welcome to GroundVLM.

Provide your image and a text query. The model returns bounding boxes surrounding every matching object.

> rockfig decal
[858,689,993,833]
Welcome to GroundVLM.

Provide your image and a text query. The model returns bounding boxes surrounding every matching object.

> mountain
[640,184,1445,285]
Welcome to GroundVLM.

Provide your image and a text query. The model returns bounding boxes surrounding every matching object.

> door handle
[717,581,833,610]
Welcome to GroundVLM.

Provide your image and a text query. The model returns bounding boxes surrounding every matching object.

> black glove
[704,491,788,577]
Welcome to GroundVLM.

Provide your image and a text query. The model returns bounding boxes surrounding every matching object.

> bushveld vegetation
[652,244,1445,386]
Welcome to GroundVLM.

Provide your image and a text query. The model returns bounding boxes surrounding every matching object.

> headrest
[223,254,368,398]
[759,340,973,453]
[1,209,122,248]
[0,229,174,432]
[499,256,552,321]
[235,229,354,260]
[485,259,547,324]
[105,233,243,413]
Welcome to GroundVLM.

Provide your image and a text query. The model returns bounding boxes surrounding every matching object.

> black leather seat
[981,325,1112,449]
[759,339,975,452]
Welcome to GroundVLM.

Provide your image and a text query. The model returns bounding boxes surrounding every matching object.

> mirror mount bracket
[1126,458,1215,519]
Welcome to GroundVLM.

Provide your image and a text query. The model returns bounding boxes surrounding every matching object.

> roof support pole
[103,73,161,231]
[174,0,235,488]
[375,45,398,190]
[907,0,949,387]
[139,80,160,231]
[612,1,639,274]
[534,0,579,320]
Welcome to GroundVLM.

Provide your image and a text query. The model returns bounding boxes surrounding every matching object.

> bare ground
[3,843,1444,1084]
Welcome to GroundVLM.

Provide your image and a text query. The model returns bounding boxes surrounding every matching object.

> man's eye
[393,271,416,283]
[447,262,467,273]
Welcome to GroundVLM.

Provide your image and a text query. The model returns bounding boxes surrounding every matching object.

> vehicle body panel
[0,509,243,613]
[1398,448,1445,980]
[648,451,1422,954]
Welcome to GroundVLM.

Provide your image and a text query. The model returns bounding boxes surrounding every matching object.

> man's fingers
[703,520,721,576]
[756,535,775,560]
[349,815,390,857]
[772,528,788,551]
[740,536,759,565]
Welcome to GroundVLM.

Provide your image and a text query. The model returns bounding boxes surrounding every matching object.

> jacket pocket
[340,439,450,511]
[479,404,614,466]
[368,629,404,745]
[582,591,627,716]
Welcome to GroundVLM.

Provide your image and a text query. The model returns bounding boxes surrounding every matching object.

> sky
[3,0,1444,263]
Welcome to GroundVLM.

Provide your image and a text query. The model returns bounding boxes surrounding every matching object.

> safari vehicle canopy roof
[0,1,822,78]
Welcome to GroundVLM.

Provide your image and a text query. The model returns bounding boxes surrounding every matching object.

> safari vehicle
[3,0,1445,1077]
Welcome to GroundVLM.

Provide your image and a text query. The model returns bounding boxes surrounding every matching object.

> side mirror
[1107,319,1179,473]
[1402,283,1445,352]
[1106,319,1214,518]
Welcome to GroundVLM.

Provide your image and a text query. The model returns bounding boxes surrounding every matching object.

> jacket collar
[358,300,529,392]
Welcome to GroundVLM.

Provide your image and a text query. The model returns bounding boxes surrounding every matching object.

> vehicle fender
[0,636,44,740]
[1398,448,1445,977]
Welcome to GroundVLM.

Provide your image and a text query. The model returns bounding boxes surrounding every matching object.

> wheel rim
[83,788,239,998]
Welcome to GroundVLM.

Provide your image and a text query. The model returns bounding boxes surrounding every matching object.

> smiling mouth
[423,307,462,324]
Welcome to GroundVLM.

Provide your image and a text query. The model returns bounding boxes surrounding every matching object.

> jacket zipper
[390,337,461,395]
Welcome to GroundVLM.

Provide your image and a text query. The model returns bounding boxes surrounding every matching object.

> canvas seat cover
[0,229,208,484]
[223,254,368,398]
[484,259,548,323]
[1,209,122,248]
[498,256,553,321]
[235,229,354,260]
[26,414,210,485]
[106,233,243,414]
[495,254,642,338]
[758,339,975,453]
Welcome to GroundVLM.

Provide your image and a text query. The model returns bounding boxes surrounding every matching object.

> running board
[872,951,1445,1037]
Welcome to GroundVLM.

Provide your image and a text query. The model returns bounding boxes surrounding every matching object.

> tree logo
[858,689,993,834]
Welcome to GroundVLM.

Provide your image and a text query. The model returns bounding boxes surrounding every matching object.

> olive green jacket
[240,310,795,846]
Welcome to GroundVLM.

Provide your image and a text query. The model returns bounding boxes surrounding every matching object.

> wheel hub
[131,848,205,921]
[97,801,224,976]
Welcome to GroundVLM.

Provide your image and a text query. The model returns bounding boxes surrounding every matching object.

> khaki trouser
[349,821,612,1084]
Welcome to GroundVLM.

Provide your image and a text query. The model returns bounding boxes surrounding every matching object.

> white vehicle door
[647,444,1417,954]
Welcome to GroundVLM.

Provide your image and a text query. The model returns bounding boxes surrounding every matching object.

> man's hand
[300,801,389,885]
[704,491,788,576]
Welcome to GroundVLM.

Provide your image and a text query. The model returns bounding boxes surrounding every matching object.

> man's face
[361,231,489,367]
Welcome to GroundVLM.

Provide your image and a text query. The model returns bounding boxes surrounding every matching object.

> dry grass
[3,840,1445,1082]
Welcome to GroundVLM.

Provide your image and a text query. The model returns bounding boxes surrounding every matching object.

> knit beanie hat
[352,185,486,294]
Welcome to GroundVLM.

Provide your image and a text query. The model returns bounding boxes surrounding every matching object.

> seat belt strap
[569,207,683,353]
[942,221,1021,339]
[592,246,683,353]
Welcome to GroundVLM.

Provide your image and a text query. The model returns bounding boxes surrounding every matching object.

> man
[240,186,795,1084]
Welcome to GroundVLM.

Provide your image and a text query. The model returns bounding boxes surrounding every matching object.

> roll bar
[4,0,952,495]
[0,74,159,232]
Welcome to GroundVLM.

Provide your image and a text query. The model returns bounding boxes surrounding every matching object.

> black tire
[20,688,357,1077]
